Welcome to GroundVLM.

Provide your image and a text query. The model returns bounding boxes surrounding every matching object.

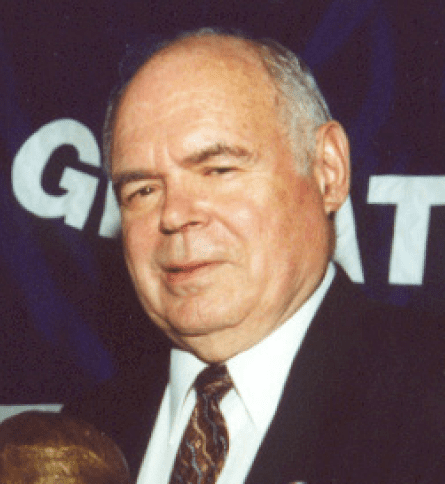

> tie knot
[194,364,233,402]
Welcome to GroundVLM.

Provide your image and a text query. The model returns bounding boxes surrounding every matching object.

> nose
[159,177,209,234]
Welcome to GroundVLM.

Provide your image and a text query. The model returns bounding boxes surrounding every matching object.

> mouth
[163,261,220,284]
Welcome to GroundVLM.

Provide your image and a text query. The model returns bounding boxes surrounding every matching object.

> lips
[162,261,220,284]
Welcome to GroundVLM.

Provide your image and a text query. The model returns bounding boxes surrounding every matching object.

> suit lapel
[244,269,370,484]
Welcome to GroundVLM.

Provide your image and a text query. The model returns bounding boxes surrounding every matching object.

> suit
[64,267,445,483]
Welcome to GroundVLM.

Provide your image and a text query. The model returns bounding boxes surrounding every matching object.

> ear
[313,121,350,215]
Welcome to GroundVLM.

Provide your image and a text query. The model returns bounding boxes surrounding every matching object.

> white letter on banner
[368,175,445,285]
[12,119,100,230]
[334,195,365,283]
[99,180,121,237]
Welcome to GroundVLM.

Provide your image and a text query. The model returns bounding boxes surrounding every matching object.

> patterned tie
[169,364,233,484]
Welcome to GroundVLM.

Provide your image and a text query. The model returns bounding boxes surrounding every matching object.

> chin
[171,319,229,338]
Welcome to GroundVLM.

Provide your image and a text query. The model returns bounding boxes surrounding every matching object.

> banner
[1,0,444,403]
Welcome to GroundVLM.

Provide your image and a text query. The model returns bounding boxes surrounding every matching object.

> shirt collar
[227,262,335,430]
[170,350,206,425]
[169,262,336,432]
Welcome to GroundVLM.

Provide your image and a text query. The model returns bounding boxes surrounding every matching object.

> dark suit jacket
[64,268,445,483]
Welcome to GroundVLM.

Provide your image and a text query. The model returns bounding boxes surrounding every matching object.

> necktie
[169,364,233,484]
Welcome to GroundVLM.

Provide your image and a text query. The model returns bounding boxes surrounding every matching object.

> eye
[205,166,236,176]
[119,181,159,208]
[131,185,153,199]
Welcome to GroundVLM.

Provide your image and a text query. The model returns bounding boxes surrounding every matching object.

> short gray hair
[102,28,332,176]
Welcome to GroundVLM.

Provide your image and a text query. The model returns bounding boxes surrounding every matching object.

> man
[65,29,445,483]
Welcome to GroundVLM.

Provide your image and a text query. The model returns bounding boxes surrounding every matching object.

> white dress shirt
[137,263,335,484]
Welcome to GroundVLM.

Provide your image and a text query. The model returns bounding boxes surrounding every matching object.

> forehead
[127,36,275,101]
[112,37,282,153]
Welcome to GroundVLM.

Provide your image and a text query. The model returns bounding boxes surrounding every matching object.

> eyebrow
[112,170,153,196]
[112,170,158,204]
[182,143,252,165]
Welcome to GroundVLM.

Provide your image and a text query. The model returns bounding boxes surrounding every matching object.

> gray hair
[102,28,332,176]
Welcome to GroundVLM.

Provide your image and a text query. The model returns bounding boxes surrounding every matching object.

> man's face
[111,38,334,362]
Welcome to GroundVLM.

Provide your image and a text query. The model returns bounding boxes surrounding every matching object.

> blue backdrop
[1,0,445,403]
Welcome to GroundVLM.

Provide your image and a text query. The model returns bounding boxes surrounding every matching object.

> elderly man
[65,29,445,483]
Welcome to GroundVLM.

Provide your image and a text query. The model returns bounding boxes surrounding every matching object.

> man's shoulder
[317,265,445,406]
[300,267,445,482]
[326,264,444,344]
[62,347,170,467]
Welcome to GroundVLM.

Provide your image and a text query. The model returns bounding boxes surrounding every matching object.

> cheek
[276,180,327,248]
[122,216,157,268]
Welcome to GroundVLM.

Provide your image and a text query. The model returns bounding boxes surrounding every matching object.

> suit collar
[244,267,369,484]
